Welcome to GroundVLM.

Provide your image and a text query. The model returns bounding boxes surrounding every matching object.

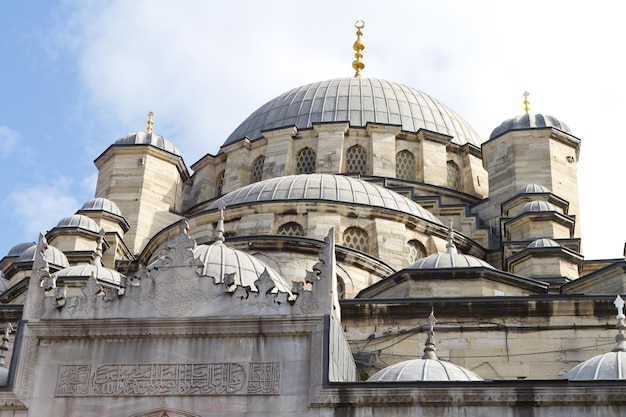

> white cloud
[0,126,19,159]
[3,176,80,238]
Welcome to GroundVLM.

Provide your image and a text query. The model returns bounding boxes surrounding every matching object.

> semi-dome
[490,114,571,140]
[528,238,560,249]
[6,241,36,257]
[515,183,551,195]
[224,78,483,147]
[115,132,181,156]
[55,214,100,233]
[17,244,69,268]
[516,200,558,215]
[79,197,123,217]
[208,174,443,226]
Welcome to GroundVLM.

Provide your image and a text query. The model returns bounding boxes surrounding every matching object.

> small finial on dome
[422,309,438,360]
[215,200,226,243]
[446,219,457,254]
[147,111,154,134]
[523,91,530,114]
[352,20,365,78]
[613,295,626,352]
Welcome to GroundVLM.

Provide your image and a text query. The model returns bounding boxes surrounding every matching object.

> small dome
[516,200,558,215]
[55,214,100,233]
[368,358,483,382]
[6,241,36,257]
[115,132,181,156]
[224,78,483,148]
[489,113,571,140]
[208,174,443,226]
[563,351,626,380]
[408,252,494,270]
[193,242,292,295]
[528,238,560,249]
[56,263,124,286]
[515,183,551,195]
[17,244,69,268]
[80,197,123,217]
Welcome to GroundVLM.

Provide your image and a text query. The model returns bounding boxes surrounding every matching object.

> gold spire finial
[352,20,365,78]
[147,111,154,134]
[523,91,530,114]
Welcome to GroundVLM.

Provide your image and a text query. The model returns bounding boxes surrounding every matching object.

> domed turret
[115,132,180,156]
[489,114,571,140]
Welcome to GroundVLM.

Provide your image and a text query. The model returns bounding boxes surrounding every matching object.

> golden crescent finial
[352,20,365,78]
[147,111,154,134]
[523,91,530,115]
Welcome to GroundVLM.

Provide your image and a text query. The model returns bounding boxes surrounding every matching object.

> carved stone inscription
[56,362,281,396]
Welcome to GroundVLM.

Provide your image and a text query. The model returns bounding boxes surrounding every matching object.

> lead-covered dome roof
[17,244,69,268]
[115,132,180,156]
[55,214,100,233]
[224,78,482,147]
[79,197,123,217]
[490,114,571,140]
[367,358,483,382]
[208,174,443,225]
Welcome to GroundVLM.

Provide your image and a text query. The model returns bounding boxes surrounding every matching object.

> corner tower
[93,114,190,255]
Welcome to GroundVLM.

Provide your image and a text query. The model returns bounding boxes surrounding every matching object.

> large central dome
[224,78,482,147]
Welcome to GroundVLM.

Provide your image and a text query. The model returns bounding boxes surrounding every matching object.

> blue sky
[1,1,625,260]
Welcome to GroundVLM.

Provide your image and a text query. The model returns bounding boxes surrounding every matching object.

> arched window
[343,227,368,254]
[346,145,367,175]
[215,170,225,197]
[296,147,316,174]
[252,156,265,183]
[447,160,461,190]
[277,222,304,237]
[407,239,426,264]
[396,150,417,181]
[337,275,346,300]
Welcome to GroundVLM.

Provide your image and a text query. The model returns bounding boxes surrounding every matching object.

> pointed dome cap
[368,311,483,382]
[55,214,100,233]
[17,243,69,268]
[515,183,551,195]
[115,132,180,156]
[516,200,558,216]
[79,197,123,217]
[563,296,626,380]
[224,78,482,147]
[6,241,36,257]
[408,221,493,270]
[489,114,571,140]
[55,231,124,286]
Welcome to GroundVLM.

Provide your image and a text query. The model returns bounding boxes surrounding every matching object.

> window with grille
[215,170,225,197]
[447,161,461,190]
[277,222,304,237]
[396,150,417,181]
[296,147,316,174]
[343,227,368,253]
[337,276,346,300]
[407,239,426,264]
[346,145,367,175]
[252,156,265,183]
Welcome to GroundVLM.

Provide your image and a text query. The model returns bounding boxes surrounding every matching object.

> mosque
[0,22,625,416]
